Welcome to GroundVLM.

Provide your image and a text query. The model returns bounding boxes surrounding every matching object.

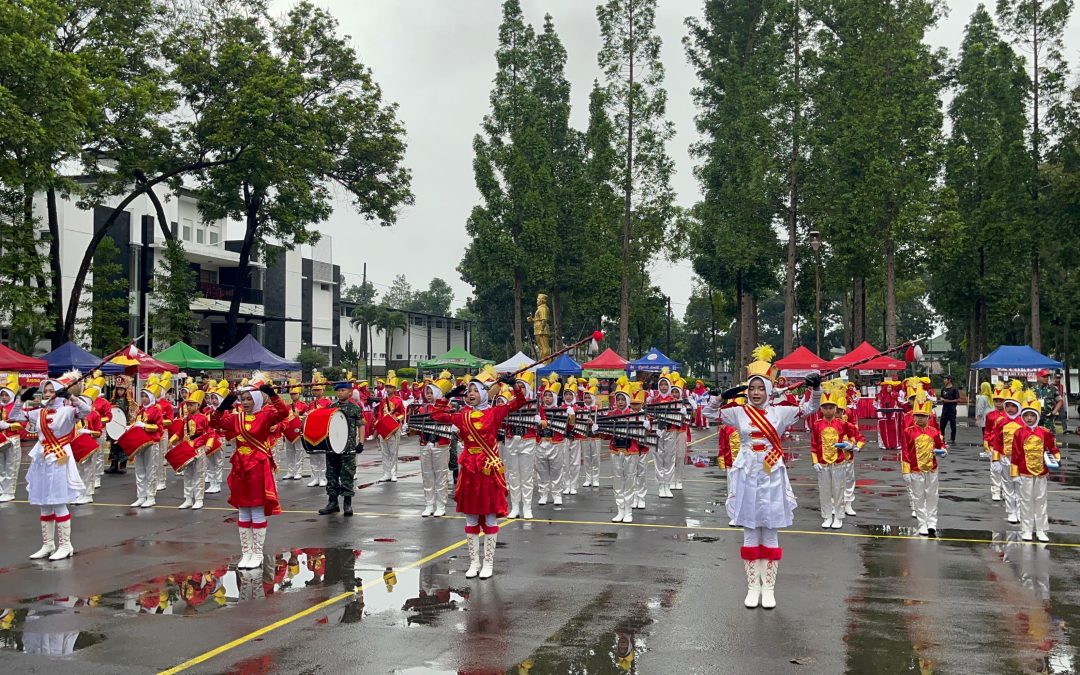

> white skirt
[26,444,85,505]
[726,450,797,529]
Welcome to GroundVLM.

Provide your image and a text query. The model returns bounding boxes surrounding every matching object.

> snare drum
[117,426,155,459]
[197,432,223,456]
[302,408,348,454]
[71,433,100,464]
[166,440,197,472]
[373,414,400,440]
[281,415,303,443]
[105,407,128,441]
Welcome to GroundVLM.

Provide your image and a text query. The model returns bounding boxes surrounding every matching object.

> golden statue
[528,293,552,359]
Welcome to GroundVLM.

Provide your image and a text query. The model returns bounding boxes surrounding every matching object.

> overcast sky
[261,0,1079,319]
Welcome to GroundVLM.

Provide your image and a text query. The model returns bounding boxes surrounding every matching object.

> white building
[337,304,472,374]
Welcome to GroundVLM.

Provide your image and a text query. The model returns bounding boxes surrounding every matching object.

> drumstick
[772,337,932,395]
[501,331,605,382]
[56,336,146,392]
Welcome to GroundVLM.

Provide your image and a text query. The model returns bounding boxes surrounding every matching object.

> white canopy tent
[494,351,536,373]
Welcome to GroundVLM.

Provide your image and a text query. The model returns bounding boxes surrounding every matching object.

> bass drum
[302,408,348,454]
[105,407,128,441]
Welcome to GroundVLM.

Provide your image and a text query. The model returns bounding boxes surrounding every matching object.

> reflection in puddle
[0,608,106,655]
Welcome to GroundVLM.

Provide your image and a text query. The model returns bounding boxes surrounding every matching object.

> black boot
[343,496,353,517]
[117,459,127,474]
[104,460,120,474]
[318,496,340,515]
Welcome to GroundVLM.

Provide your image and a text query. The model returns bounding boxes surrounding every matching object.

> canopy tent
[828,341,906,371]
[41,342,125,375]
[154,341,225,370]
[971,345,1063,370]
[418,345,492,371]
[111,345,179,375]
[216,335,300,370]
[493,351,535,374]
[627,347,680,373]
[775,346,827,372]
[0,343,49,372]
[535,353,582,377]
[581,348,629,378]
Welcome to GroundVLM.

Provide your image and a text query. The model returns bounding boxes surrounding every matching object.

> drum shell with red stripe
[117,426,155,459]
[166,440,197,473]
[197,433,224,456]
[281,415,303,442]
[373,414,400,439]
[71,433,100,464]
[302,408,348,454]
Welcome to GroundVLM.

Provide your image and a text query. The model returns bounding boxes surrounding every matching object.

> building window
[196,229,204,244]
[209,231,219,245]
[182,219,192,241]
[199,269,218,284]
[320,283,330,291]
[435,320,444,329]
[412,316,425,327]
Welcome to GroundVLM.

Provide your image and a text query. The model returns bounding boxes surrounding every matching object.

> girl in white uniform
[709,346,820,610]
[8,372,90,561]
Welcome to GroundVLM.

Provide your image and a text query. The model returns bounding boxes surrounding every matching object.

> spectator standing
[938,376,960,444]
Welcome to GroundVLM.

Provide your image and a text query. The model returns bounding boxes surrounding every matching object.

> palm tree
[350,305,382,378]
[380,310,408,372]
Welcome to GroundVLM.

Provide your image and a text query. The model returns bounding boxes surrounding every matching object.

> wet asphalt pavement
[0,422,1077,675]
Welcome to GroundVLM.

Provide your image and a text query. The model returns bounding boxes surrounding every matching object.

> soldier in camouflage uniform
[1033,369,1061,434]
[319,382,365,517]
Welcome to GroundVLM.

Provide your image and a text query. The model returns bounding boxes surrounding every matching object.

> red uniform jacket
[990,415,1024,462]
[417,403,451,446]
[983,409,1005,452]
[717,424,740,469]
[177,413,209,444]
[810,417,864,465]
[1010,425,1060,477]
[92,397,113,425]
[134,404,164,442]
[901,424,945,474]
[158,398,175,434]
[210,395,289,516]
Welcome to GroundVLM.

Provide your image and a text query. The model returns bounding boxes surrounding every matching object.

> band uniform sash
[743,404,784,474]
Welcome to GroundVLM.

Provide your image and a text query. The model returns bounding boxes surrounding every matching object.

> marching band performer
[128,382,164,508]
[89,374,111,489]
[279,381,308,480]
[72,387,104,504]
[1011,390,1060,542]
[305,374,331,487]
[809,385,864,529]
[984,383,1008,501]
[104,380,130,474]
[650,370,679,499]
[672,378,693,491]
[716,418,740,525]
[693,379,710,429]
[203,380,228,494]
[0,376,24,502]
[579,384,602,488]
[606,381,645,523]
[416,377,452,518]
[629,384,650,510]
[430,376,526,579]
[990,381,1025,524]
[176,390,209,510]
[535,381,567,507]
[209,375,289,569]
[318,381,364,518]
[502,371,536,519]
[8,371,91,560]
[561,378,582,496]
[835,381,860,517]
[874,379,901,451]
[154,373,176,492]
[375,378,405,482]
[901,391,947,537]
[707,346,821,610]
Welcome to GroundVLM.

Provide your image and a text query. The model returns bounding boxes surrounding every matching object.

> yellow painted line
[159,519,514,674]
[688,432,717,447]
[3,500,465,520]
[522,514,1080,548]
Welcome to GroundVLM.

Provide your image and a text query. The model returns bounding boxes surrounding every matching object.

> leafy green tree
[411,278,454,316]
[930,5,1032,364]
[175,0,412,351]
[377,310,408,369]
[151,239,201,347]
[342,279,377,305]
[77,237,129,353]
[596,0,675,355]
[381,274,416,310]
[295,345,328,379]
[995,0,1074,349]
[0,185,51,343]
[340,337,361,372]
[349,304,382,374]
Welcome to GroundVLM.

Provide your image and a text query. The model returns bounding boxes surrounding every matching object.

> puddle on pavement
[0,608,106,656]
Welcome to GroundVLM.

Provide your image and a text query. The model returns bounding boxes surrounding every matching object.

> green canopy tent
[418,345,492,371]
[154,341,225,370]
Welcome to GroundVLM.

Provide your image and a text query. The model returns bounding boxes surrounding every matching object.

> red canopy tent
[581,348,629,371]
[775,345,828,372]
[110,345,179,376]
[0,343,48,372]
[828,341,906,371]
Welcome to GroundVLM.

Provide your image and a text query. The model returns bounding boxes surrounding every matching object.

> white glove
[813,463,823,473]
[0,422,8,431]
[642,419,651,430]
[135,421,146,428]
[77,428,89,435]
[834,442,850,450]
[591,423,599,433]
[400,423,409,433]
[533,414,542,424]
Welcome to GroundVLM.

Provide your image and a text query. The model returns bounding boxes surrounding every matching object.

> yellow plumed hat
[992,382,1008,400]
[911,390,934,416]
[186,389,206,405]
[820,386,842,407]
[564,376,578,392]
[82,385,101,401]
[1020,389,1040,415]
[476,364,497,384]
[630,382,647,404]
[1005,379,1024,405]
[745,345,777,383]
[515,369,535,388]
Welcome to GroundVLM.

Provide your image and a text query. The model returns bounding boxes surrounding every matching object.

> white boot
[507,502,520,519]
[141,495,156,508]
[237,527,254,569]
[178,484,193,509]
[822,516,833,529]
[743,559,761,608]
[522,502,533,519]
[318,469,327,487]
[831,517,843,530]
[611,506,625,523]
[760,559,779,609]
[49,518,74,560]
[622,510,633,523]
[247,526,266,570]
[307,470,320,488]
[29,518,56,559]
[464,533,481,579]
[479,532,497,579]
[421,503,434,517]
[192,498,204,510]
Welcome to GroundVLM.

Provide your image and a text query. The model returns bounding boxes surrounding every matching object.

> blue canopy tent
[535,353,582,377]
[971,345,1063,370]
[627,347,681,373]
[42,342,126,375]
[216,335,301,370]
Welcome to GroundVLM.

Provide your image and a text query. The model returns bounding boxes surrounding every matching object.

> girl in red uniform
[431,378,526,579]
[210,378,289,569]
